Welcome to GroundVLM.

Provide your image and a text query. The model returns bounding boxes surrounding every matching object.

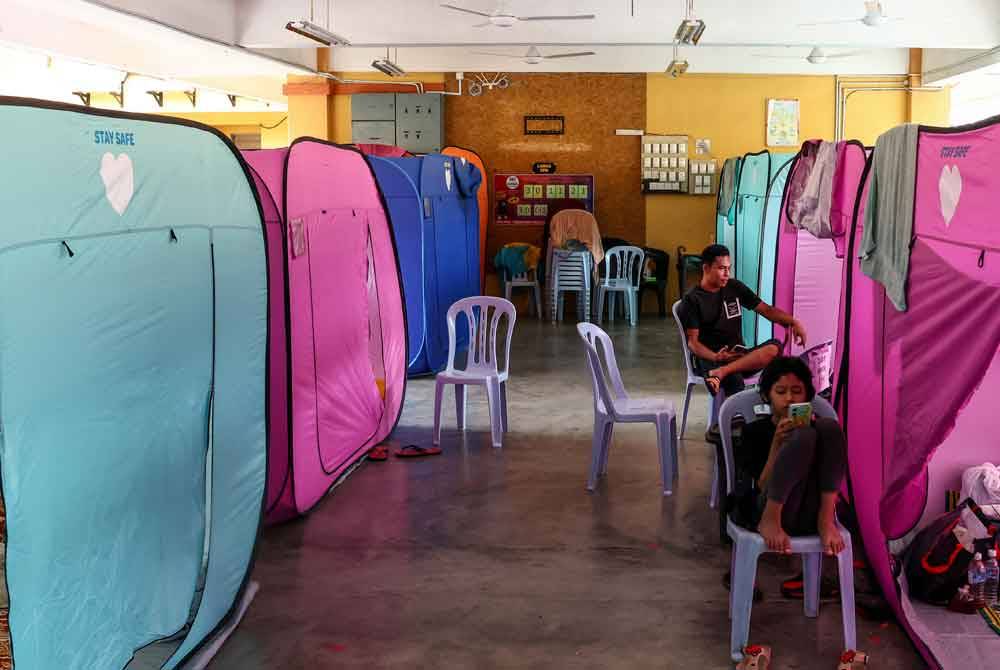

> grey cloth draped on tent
[860,123,920,311]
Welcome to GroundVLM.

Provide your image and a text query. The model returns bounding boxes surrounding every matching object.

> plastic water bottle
[968,553,987,608]
[985,549,999,609]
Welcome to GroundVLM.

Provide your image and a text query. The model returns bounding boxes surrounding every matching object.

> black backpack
[904,498,999,605]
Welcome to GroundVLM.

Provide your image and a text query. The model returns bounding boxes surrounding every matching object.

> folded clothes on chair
[494,243,540,278]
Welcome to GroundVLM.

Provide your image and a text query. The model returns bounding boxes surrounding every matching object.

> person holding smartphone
[678,244,807,397]
[732,356,847,556]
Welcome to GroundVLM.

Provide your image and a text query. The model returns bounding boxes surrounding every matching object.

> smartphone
[788,402,813,427]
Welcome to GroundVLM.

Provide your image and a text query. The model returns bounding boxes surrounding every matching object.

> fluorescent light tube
[285,20,351,46]
[372,58,407,77]
[674,19,706,46]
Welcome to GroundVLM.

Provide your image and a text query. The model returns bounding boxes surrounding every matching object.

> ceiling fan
[753,47,865,65]
[471,46,596,64]
[440,2,596,28]
[799,1,903,28]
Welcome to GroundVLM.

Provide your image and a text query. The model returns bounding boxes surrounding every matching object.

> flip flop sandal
[837,650,869,669]
[367,446,389,461]
[736,644,771,670]
[394,444,443,458]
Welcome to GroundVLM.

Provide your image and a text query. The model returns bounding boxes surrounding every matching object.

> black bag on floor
[904,497,999,605]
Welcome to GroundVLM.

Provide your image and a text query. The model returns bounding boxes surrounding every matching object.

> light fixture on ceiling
[372,59,406,76]
[372,48,407,77]
[285,20,351,46]
[666,44,689,78]
[666,58,689,78]
[674,0,705,45]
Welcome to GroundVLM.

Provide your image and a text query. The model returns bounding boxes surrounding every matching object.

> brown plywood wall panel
[444,73,646,268]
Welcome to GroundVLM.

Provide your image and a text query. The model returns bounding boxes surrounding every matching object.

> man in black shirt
[679,244,807,396]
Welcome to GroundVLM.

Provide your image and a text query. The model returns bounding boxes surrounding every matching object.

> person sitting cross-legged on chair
[733,357,847,556]
[678,244,807,396]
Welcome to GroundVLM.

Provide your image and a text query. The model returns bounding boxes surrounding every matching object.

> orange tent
[442,146,488,291]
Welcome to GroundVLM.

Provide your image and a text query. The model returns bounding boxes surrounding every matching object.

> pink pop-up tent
[835,119,1000,668]
[244,139,406,523]
[772,141,868,367]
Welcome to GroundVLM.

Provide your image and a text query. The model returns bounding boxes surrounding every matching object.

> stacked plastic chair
[545,209,604,323]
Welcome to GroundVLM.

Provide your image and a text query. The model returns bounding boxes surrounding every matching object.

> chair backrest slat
[576,323,629,417]
[603,245,645,287]
[446,296,517,377]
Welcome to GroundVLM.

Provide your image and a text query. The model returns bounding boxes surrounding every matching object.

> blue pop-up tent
[749,151,796,345]
[0,97,267,670]
[371,155,481,375]
[732,150,795,345]
[732,151,771,345]
[716,156,741,255]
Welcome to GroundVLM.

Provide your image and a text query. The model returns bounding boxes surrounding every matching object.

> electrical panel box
[351,93,396,121]
[395,93,443,154]
[351,120,396,145]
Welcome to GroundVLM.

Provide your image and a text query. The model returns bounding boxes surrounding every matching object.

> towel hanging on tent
[786,139,839,240]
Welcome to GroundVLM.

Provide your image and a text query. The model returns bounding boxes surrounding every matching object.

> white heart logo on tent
[938,164,962,228]
[100,152,134,216]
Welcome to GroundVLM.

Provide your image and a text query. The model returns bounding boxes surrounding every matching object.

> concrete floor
[211,318,923,670]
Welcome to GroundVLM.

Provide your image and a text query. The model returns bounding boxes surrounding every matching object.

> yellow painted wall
[646,74,836,300]
[645,73,929,300]
[331,93,352,144]
[286,75,331,142]
[163,111,288,148]
[842,90,908,146]
[909,88,952,127]
[88,91,290,147]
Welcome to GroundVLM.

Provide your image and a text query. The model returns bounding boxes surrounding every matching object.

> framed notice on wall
[493,173,595,225]
[766,98,800,147]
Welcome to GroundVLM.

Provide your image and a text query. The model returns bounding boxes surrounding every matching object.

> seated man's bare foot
[758,513,792,554]
[819,521,845,556]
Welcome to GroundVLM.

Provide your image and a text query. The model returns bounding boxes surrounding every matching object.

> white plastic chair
[503,270,543,318]
[596,245,645,326]
[719,390,856,662]
[577,323,679,496]
[433,297,516,449]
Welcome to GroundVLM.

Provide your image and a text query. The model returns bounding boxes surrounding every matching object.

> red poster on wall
[493,173,596,225]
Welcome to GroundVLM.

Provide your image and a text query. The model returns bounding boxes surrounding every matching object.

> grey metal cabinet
[351,120,396,145]
[395,93,443,154]
[351,94,395,121]
[349,92,445,153]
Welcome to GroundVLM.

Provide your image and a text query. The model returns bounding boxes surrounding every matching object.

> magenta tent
[835,119,1000,668]
[244,139,407,523]
[772,141,868,374]
[356,143,411,158]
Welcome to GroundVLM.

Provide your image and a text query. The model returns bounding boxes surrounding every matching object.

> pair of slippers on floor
[737,646,868,669]
[368,444,441,460]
